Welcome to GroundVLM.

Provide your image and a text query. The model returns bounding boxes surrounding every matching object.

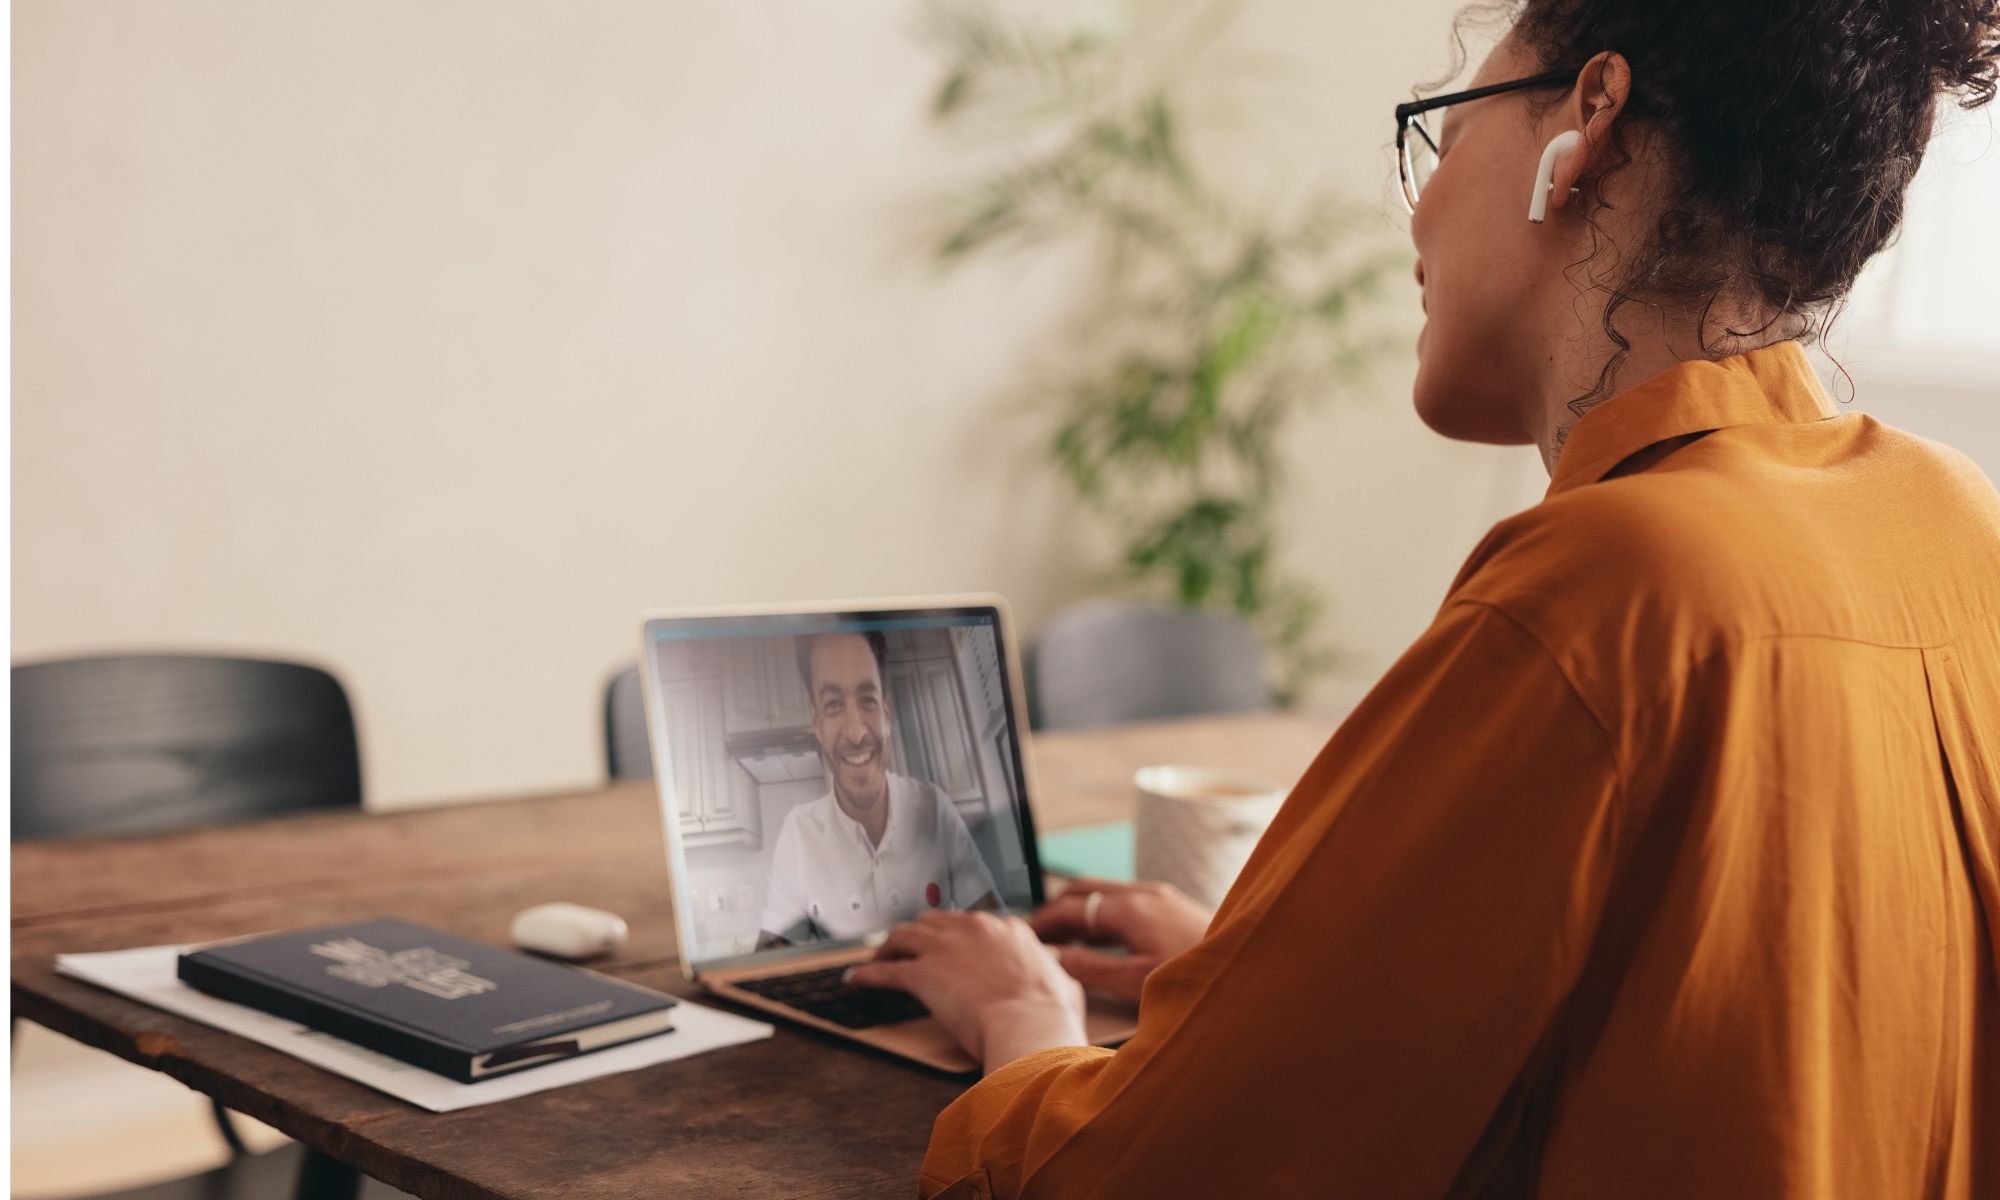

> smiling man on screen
[755,631,999,949]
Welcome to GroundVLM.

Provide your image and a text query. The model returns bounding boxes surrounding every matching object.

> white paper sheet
[55,944,774,1113]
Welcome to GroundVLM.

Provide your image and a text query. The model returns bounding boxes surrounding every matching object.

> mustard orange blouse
[922,343,2000,1198]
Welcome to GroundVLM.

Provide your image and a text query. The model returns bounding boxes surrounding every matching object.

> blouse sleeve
[920,600,1625,1198]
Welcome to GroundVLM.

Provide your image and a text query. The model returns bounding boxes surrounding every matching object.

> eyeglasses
[1394,71,1575,214]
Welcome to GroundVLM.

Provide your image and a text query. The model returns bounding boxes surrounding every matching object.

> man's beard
[828,737,887,808]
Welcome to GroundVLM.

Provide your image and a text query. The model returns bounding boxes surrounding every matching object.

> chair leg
[294,1147,363,1200]
[209,1097,251,1158]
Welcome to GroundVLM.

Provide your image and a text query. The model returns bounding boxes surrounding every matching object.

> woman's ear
[1550,50,1632,213]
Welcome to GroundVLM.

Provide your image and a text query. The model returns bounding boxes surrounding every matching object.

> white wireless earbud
[1527,130,1582,223]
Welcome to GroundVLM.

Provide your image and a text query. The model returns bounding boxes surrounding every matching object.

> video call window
[649,613,1035,965]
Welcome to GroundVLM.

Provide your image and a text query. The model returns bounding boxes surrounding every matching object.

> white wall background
[13,0,1997,812]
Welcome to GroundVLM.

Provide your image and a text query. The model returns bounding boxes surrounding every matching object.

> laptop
[639,594,1137,1072]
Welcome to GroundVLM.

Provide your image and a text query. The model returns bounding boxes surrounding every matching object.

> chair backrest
[604,663,653,780]
[1027,600,1273,731]
[11,654,362,839]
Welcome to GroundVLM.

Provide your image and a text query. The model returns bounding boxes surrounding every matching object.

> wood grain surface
[12,711,1339,1199]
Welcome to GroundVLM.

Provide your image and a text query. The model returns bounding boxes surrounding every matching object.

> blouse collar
[1546,341,1841,498]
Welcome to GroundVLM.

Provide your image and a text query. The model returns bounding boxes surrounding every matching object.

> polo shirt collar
[1545,341,1841,498]
[828,773,899,850]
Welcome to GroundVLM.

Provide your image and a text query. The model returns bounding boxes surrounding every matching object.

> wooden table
[11,712,1337,1199]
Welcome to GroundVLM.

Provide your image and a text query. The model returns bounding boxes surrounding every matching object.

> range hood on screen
[727,728,825,786]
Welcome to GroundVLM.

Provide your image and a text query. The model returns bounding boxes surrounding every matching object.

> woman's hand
[846,911,1087,1072]
[1026,878,1214,1004]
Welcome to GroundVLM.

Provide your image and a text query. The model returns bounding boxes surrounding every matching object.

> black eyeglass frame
[1394,70,1576,214]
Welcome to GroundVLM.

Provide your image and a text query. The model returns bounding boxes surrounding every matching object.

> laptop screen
[643,603,1043,969]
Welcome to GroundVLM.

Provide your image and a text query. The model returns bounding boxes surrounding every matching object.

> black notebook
[177,917,676,1083]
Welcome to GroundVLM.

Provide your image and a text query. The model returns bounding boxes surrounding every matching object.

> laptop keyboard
[734,965,930,1030]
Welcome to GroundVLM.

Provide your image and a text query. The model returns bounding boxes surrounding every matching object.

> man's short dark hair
[795,630,891,696]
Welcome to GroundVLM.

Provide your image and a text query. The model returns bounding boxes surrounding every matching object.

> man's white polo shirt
[759,771,1000,943]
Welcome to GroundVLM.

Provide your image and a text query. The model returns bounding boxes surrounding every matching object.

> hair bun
[1502,0,2000,393]
[1926,0,2000,108]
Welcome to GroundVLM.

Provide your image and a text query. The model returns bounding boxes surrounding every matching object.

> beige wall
[10,0,1516,809]
[15,2,1991,811]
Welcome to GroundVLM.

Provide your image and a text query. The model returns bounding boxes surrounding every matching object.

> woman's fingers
[1056,877,1143,896]
[851,918,968,988]
[1057,945,1156,1002]
[872,919,947,960]
[844,958,914,991]
[1030,887,1149,946]
[1025,889,1096,942]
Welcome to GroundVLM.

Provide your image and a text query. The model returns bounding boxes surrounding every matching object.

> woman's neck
[1534,336,1689,473]
[1530,299,1776,475]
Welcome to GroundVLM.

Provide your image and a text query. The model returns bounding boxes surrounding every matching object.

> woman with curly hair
[851,3,2000,1195]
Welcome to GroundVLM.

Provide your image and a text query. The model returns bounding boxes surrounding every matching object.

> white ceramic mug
[1132,765,1287,909]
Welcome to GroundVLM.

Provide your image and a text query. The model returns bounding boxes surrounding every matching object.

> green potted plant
[923,0,1401,703]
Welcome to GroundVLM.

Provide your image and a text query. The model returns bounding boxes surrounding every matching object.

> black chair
[11,653,400,1200]
[604,663,652,780]
[12,654,362,838]
[1026,600,1273,731]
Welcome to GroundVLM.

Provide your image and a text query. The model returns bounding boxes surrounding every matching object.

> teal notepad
[1038,821,1135,882]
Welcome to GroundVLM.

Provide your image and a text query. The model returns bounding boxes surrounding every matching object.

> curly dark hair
[1457,0,2000,411]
